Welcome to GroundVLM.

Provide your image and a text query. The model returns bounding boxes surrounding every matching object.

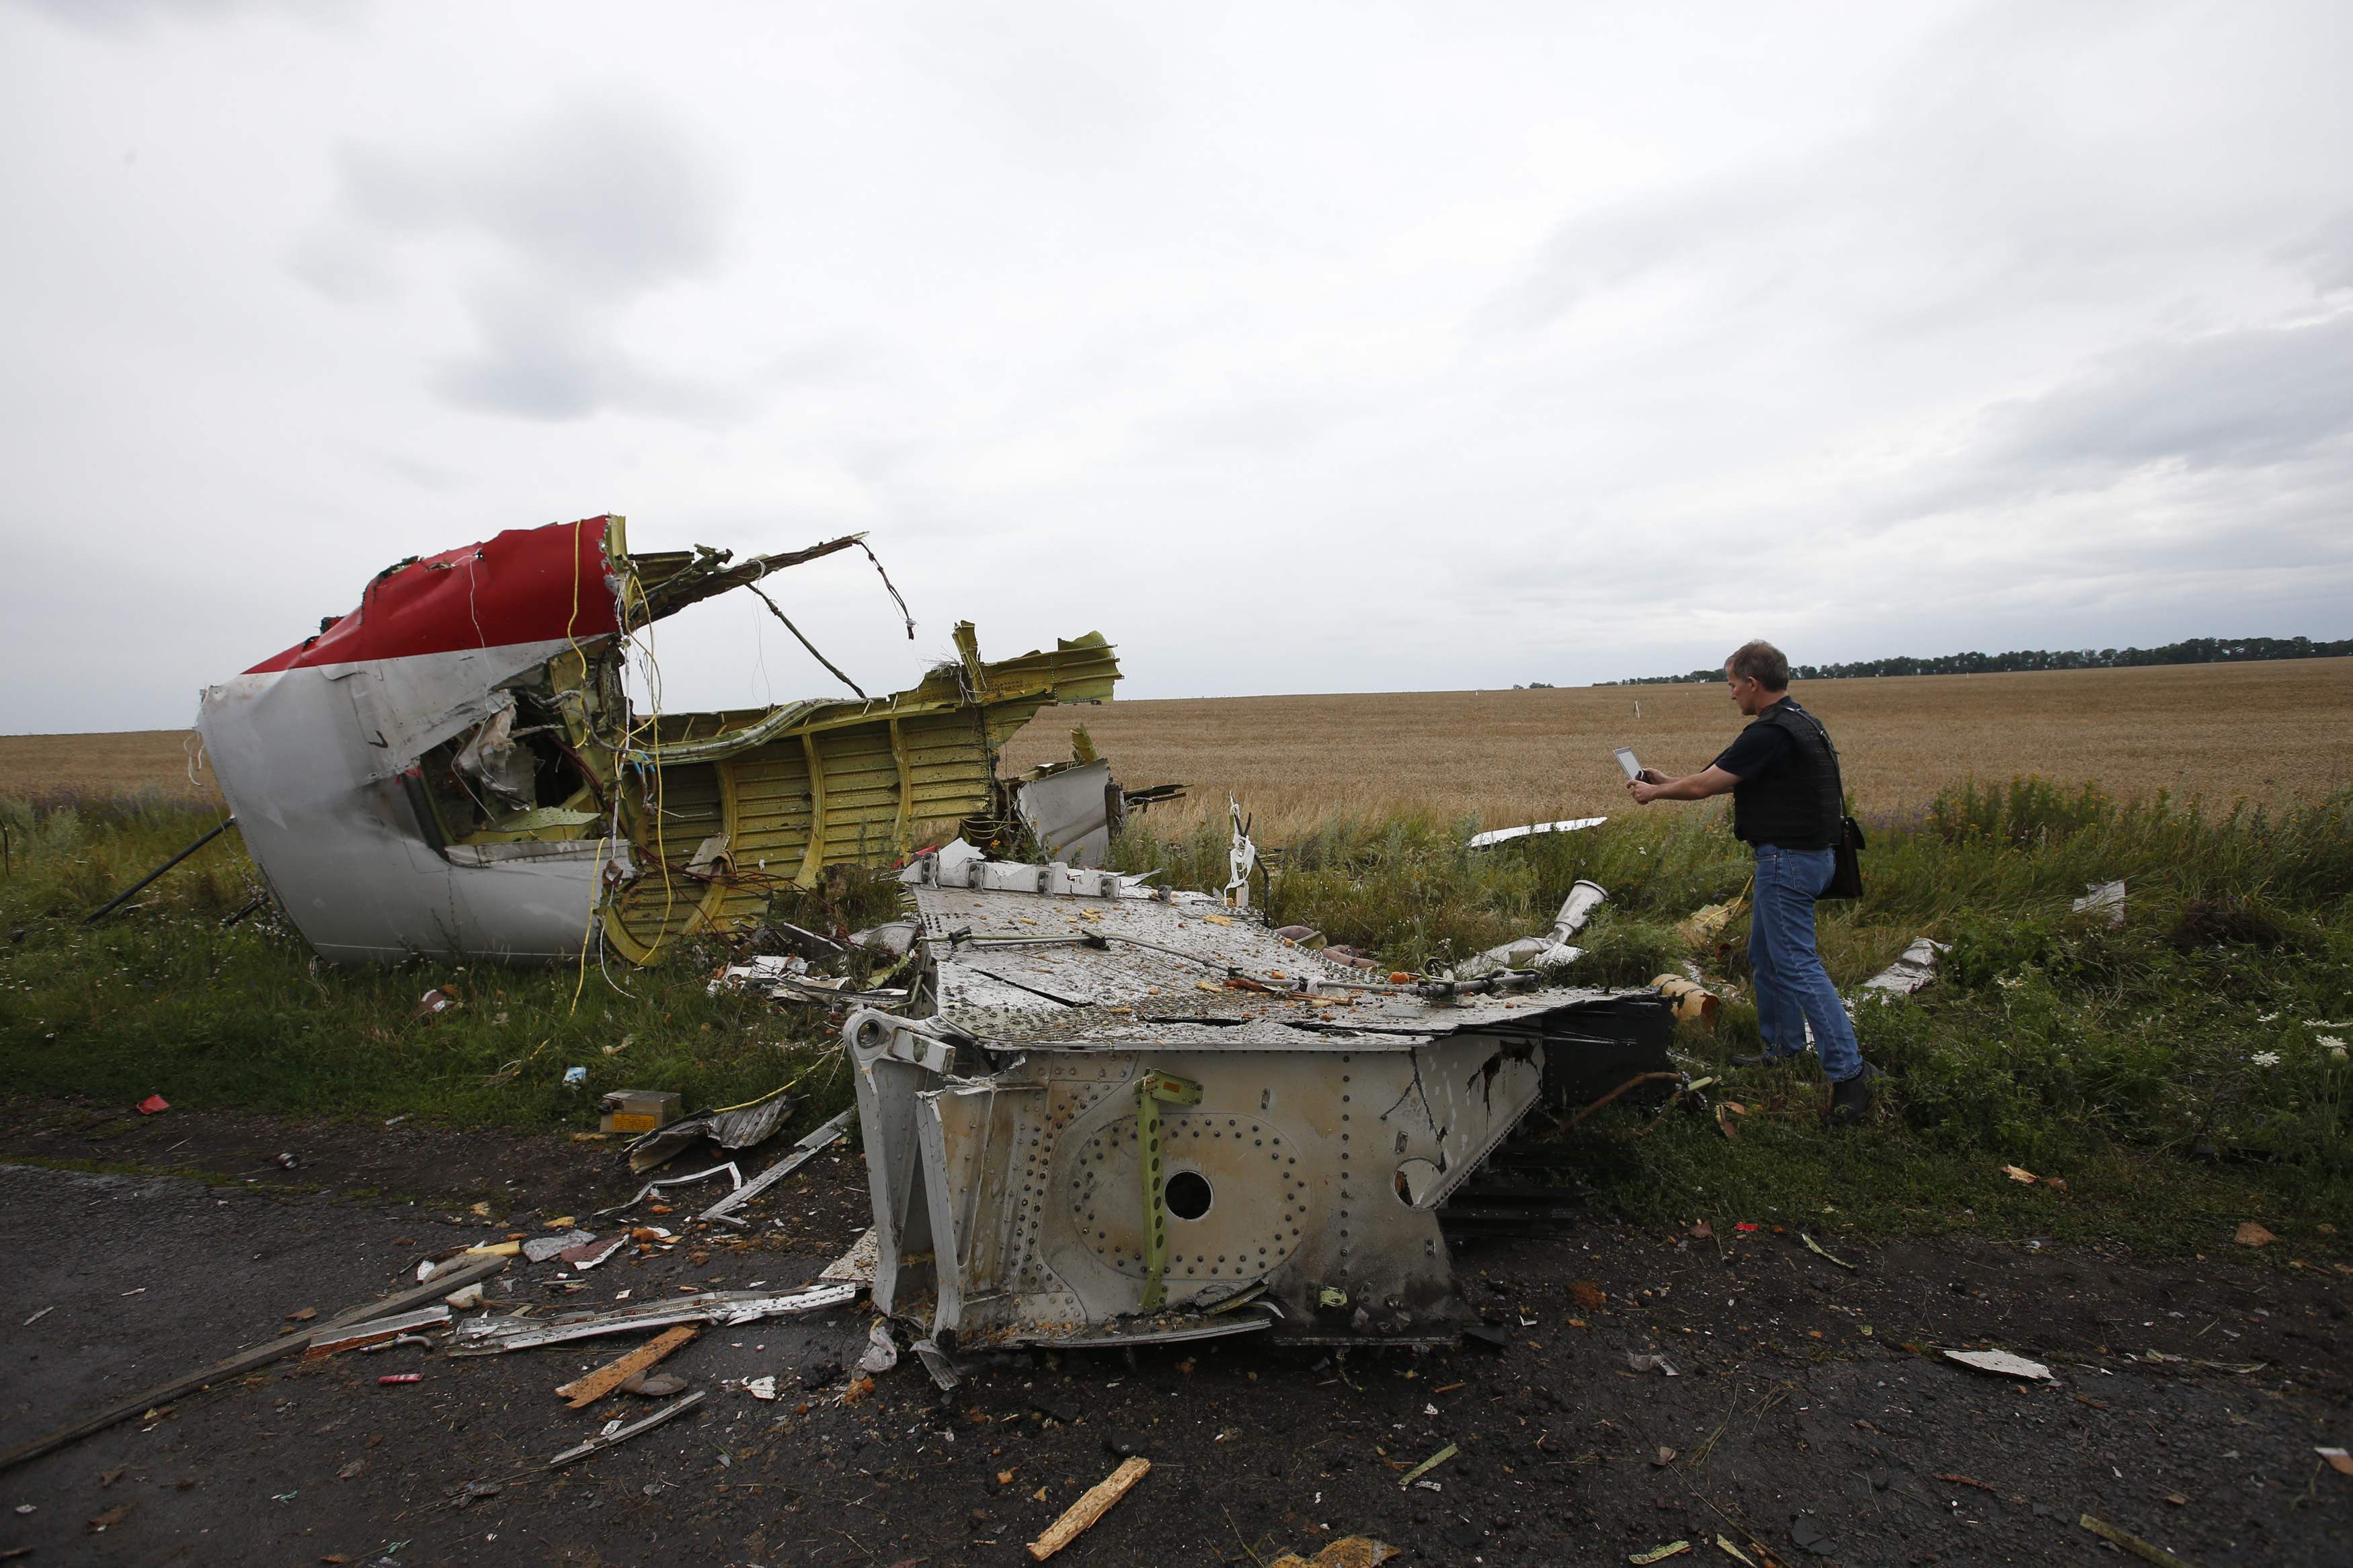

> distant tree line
[1594,635,2353,686]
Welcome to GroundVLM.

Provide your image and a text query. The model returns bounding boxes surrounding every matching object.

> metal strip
[795,729,828,888]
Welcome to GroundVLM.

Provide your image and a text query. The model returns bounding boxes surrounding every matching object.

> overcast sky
[4,0,2349,732]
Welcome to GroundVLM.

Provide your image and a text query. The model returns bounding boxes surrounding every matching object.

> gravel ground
[1,1103,2348,1568]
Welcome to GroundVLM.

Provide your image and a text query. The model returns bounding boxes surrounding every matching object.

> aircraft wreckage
[847,841,1673,1350]
[197,515,1125,964]
[200,510,1679,1350]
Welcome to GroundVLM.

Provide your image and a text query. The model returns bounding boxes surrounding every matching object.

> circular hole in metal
[1164,1170,1213,1221]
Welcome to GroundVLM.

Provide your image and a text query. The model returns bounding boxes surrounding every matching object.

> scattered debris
[2002,1165,2037,1184]
[2073,880,2126,923]
[1861,936,1950,995]
[2234,1221,2276,1247]
[745,1376,779,1401]
[22,1307,54,1327]
[450,1284,858,1354]
[2076,1512,2198,1568]
[1653,1446,1677,1466]
[856,1320,899,1374]
[2313,1446,2352,1477]
[1626,1354,1680,1376]
[522,1229,596,1264]
[1630,1544,1691,1565]
[442,1284,485,1310]
[376,1374,423,1386]
[1027,1454,1150,1561]
[1464,817,1607,850]
[554,1327,699,1409]
[621,1372,687,1397]
[1712,1534,1757,1566]
[1934,1473,1998,1492]
[413,988,456,1020]
[909,1336,964,1392]
[1468,880,1607,973]
[1944,1349,2055,1382]
[1677,902,1742,949]
[599,1090,682,1135]
[136,1094,170,1116]
[623,1088,795,1173]
[547,1391,707,1469]
[817,1227,880,1285]
[598,1163,741,1215]
[306,1306,452,1360]
[1799,1232,1855,1270]
[558,1235,628,1271]
[699,1109,855,1223]
[1652,973,1720,1025]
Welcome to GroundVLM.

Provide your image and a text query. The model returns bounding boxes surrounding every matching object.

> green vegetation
[3,777,2348,1255]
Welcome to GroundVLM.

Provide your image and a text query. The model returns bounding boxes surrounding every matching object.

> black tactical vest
[1730,700,1843,850]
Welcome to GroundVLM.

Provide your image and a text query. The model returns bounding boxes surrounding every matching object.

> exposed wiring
[744,581,865,698]
[856,539,916,639]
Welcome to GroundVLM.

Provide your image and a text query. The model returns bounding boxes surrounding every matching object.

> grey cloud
[1974,309,2353,480]
[3,0,340,36]
[2280,210,2353,296]
[333,102,723,296]
[297,97,734,422]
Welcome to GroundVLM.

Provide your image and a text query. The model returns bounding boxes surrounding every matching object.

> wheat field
[7,658,2349,837]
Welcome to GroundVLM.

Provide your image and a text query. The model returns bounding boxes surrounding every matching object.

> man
[1625,641,1880,1125]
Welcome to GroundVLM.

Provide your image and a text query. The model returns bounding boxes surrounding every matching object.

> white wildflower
[2319,1034,2348,1061]
[2249,1050,2282,1069]
[1995,974,2025,991]
[2255,1012,2280,1023]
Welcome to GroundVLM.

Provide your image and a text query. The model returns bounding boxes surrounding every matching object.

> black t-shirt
[1711,700,1797,780]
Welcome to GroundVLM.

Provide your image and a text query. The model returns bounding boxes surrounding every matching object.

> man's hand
[1628,764,1743,804]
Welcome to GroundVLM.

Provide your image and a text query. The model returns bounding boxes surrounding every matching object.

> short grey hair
[1726,640,1790,690]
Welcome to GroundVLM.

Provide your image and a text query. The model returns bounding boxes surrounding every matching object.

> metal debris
[598,1162,741,1214]
[623,1087,797,1174]
[2073,880,2126,923]
[1861,937,1950,996]
[850,858,1673,1350]
[1468,880,1607,974]
[1944,1348,2055,1382]
[697,1109,855,1223]
[546,1391,707,1469]
[449,1285,858,1354]
[197,513,1122,965]
[1464,817,1607,850]
[305,1305,451,1359]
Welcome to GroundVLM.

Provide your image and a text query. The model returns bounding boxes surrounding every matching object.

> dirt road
[2,1104,2347,1567]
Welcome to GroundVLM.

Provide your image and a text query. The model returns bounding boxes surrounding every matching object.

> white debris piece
[2072,880,2125,924]
[708,954,809,995]
[1465,817,1607,850]
[1944,1348,2055,1381]
[1862,937,1952,995]
[856,1320,899,1374]
[1467,880,1607,975]
[820,1228,880,1285]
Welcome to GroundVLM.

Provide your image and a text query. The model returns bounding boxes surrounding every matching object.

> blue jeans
[1749,843,1864,1082]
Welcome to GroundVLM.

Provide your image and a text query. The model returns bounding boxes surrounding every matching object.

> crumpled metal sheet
[625,1090,799,1173]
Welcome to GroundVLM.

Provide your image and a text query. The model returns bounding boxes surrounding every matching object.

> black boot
[1827,1063,1881,1126]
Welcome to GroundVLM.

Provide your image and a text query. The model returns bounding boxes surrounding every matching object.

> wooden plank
[1027,1455,1150,1560]
[0,1254,506,1474]
[553,1325,697,1409]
